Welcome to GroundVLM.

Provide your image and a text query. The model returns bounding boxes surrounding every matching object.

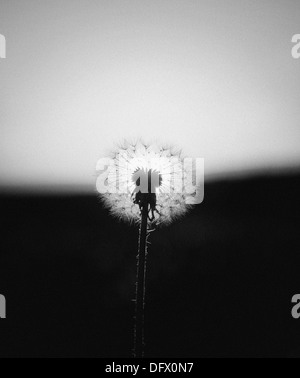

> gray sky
[0,0,300,191]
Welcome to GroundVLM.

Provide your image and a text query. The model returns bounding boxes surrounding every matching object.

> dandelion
[100,141,197,225]
[98,140,199,357]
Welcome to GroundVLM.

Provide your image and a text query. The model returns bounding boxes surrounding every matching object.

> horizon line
[0,165,299,196]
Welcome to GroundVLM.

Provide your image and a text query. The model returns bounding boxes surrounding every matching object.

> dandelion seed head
[99,140,196,226]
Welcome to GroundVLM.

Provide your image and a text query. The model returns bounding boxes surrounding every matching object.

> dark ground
[1,173,300,358]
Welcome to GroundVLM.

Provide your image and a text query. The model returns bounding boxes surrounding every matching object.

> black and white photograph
[1,0,300,362]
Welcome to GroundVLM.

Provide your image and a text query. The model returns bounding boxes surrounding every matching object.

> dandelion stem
[133,202,149,358]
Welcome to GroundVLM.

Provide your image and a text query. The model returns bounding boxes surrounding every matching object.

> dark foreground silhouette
[0,173,300,358]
